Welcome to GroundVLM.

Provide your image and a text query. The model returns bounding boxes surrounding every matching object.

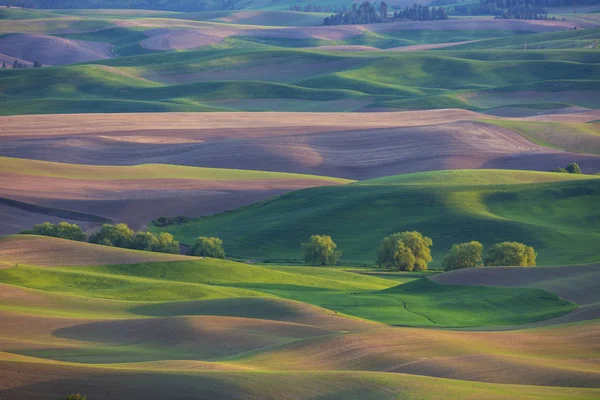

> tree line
[551,162,581,174]
[302,232,537,269]
[324,2,448,26]
[1,60,42,69]
[22,221,180,254]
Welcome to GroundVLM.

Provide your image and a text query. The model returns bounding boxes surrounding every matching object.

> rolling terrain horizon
[0,2,599,399]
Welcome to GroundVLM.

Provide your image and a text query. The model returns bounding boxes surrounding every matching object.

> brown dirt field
[240,322,600,387]
[386,40,482,51]
[523,109,600,123]
[3,118,599,179]
[0,172,341,231]
[0,33,114,65]
[140,28,223,50]
[131,297,377,332]
[431,264,600,305]
[0,236,189,267]
[0,110,489,138]
[0,203,98,238]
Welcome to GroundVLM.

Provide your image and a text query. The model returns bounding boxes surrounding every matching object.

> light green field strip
[0,156,353,183]
[357,169,600,186]
[483,120,600,155]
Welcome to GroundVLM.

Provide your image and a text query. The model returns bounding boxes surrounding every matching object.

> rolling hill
[0,156,350,234]
[154,169,600,266]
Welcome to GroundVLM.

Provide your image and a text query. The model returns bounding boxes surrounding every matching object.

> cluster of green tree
[152,215,192,227]
[551,162,581,174]
[301,232,536,270]
[187,236,225,258]
[21,221,86,241]
[323,2,448,26]
[288,4,324,12]
[454,0,562,19]
[89,223,180,253]
[442,241,536,271]
[1,60,41,69]
[4,0,236,11]
[377,231,433,271]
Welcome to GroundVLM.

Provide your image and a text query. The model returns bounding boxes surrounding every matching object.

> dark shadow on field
[482,151,600,174]
[0,362,239,400]
[130,297,309,319]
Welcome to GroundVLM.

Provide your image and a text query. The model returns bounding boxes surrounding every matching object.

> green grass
[261,278,575,327]
[0,257,575,328]
[0,156,352,183]
[483,120,600,155]
[0,265,265,302]
[154,170,600,266]
[1,46,598,114]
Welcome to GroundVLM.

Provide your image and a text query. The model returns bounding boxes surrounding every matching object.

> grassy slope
[155,170,600,266]
[483,120,600,155]
[1,45,598,114]
[0,156,352,183]
[0,254,575,327]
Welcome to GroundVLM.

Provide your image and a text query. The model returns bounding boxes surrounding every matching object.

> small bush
[187,236,225,258]
[442,241,483,271]
[484,242,536,267]
[62,394,86,400]
[152,216,191,227]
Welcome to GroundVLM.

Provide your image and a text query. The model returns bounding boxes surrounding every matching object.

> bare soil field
[0,236,188,267]
[0,172,342,231]
[2,112,599,179]
[140,28,223,50]
[0,33,114,65]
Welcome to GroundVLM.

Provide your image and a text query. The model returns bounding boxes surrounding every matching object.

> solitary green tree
[302,235,341,265]
[377,231,432,271]
[566,162,582,174]
[484,242,537,267]
[442,241,483,271]
[187,236,225,258]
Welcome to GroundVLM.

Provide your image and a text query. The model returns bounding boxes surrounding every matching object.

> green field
[0,156,352,183]
[154,170,600,266]
[483,120,600,155]
[1,7,600,399]
[0,240,575,327]
[1,29,599,114]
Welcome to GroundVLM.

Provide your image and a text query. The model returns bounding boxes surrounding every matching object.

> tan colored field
[0,33,114,65]
[2,111,599,180]
[0,235,188,267]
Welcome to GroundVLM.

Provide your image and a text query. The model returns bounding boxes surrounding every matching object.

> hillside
[0,235,598,399]
[0,156,350,234]
[154,170,600,266]
[2,111,599,180]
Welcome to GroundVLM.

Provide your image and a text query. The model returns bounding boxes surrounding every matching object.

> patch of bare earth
[140,29,223,50]
[0,174,339,232]
[0,236,188,267]
[0,34,114,65]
